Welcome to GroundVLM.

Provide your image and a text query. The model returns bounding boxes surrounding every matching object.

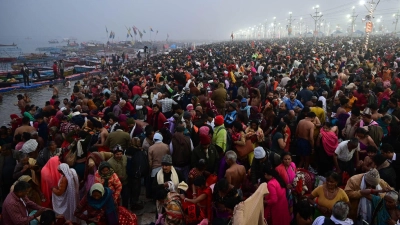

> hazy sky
[1,0,399,42]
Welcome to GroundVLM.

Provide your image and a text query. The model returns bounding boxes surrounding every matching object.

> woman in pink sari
[318,122,339,175]
[264,166,291,225]
[275,152,296,221]
[41,156,61,208]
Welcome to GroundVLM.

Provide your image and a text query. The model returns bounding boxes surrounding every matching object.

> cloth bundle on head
[90,183,105,196]
[161,154,173,166]
[199,126,210,137]
[186,104,194,111]
[364,168,380,187]
[199,133,211,145]
[254,147,266,159]
[214,115,224,126]
[21,139,38,154]
[153,133,163,143]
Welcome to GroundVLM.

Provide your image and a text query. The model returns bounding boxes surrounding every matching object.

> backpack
[215,126,232,153]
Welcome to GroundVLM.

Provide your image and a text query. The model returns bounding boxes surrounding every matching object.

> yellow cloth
[345,97,357,112]
[28,158,40,187]
[233,182,268,225]
[156,166,179,188]
[311,185,349,210]
[230,71,237,83]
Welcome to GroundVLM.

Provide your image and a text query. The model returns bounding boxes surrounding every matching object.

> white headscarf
[52,163,80,223]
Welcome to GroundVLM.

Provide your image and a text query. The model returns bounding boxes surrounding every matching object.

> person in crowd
[10,175,44,206]
[74,183,137,225]
[2,181,48,225]
[317,122,339,175]
[183,176,213,222]
[82,151,105,193]
[0,143,17,201]
[307,172,349,217]
[245,120,264,165]
[312,201,353,225]
[358,146,377,173]
[381,143,400,190]
[224,150,246,190]
[373,154,397,189]
[212,178,242,224]
[344,168,392,223]
[170,124,193,181]
[355,127,378,160]
[107,145,128,208]
[270,121,289,155]
[296,112,316,169]
[333,138,360,176]
[367,191,400,225]
[149,132,170,183]
[192,133,220,174]
[153,154,184,212]
[94,161,122,204]
[52,163,80,223]
[104,124,131,150]
[213,115,227,154]
[263,166,291,225]
[36,141,62,168]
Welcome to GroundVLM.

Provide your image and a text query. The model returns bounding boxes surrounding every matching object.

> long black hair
[263,166,286,188]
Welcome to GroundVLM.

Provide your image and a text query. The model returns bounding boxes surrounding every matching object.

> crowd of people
[1,35,400,225]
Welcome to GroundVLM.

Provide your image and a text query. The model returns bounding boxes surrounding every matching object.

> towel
[233,182,268,225]
[320,128,339,156]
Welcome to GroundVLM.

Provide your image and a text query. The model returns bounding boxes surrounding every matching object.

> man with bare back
[225,150,246,192]
[93,121,109,152]
[295,112,316,169]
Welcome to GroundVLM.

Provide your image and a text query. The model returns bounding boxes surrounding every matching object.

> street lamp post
[273,17,277,39]
[311,5,323,45]
[350,6,358,40]
[394,12,400,34]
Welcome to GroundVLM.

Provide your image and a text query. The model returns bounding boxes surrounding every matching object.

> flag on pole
[231,32,234,40]
[106,27,108,33]
[150,27,154,32]
[143,29,146,34]
[109,31,113,39]
[127,33,129,38]
[167,34,169,38]
[156,30,159,34]
[139,30,143,38]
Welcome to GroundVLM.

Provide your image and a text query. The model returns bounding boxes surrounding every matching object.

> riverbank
[0,70,103,93]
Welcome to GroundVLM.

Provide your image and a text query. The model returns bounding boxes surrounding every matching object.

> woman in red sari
[183,176,213,222]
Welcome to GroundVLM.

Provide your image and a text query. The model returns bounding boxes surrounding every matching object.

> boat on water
[0,57,17,62]
[74,65,95,73]
[48,39,59,44]
[0,43,17,47]
[0,67,75,88]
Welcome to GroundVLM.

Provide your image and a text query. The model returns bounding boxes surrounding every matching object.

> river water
[0,82,74,125]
